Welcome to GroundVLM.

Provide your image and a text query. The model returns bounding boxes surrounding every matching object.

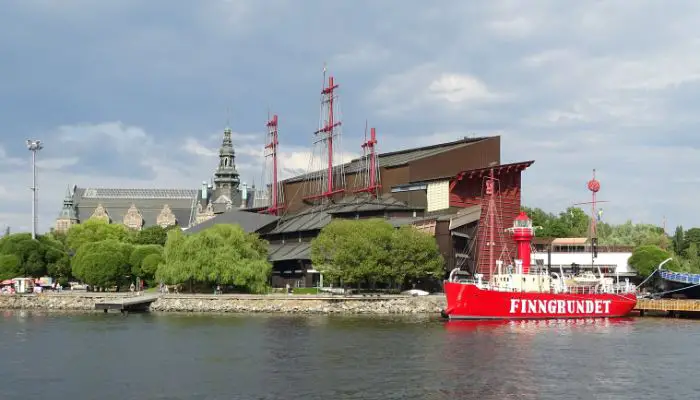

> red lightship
[442,170,637,320]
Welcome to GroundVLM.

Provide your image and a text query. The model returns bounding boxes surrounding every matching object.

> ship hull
[443,281,637,320]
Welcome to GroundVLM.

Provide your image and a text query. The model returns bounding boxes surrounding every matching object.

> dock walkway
[635,298,700,316]
[95,294,160,313]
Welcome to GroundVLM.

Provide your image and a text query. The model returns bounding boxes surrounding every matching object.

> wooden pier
[95,294,160,313]
[635,298,700,317]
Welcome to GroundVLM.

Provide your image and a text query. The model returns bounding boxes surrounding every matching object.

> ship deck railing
[660,270,700,285]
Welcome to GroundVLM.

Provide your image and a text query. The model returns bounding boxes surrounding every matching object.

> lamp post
[26,139,43,240]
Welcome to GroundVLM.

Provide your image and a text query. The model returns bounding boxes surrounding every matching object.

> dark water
[1,311,699,400]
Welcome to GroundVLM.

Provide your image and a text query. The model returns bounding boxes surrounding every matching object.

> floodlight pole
[27,139,43,240]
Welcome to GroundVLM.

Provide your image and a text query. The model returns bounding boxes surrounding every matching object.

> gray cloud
[1,0,699,233]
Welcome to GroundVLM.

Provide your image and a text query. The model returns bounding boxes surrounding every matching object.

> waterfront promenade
[0,291,446,314]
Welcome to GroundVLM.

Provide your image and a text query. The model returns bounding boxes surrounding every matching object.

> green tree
[0,254,20,280]
[65,219,131,252]
[129,245,163,279]
[141,253,163,282]
[311,219,444,288]
[133,225,174,246]
[71,240,134,289]
[156,224,271,293]
[0,233,70,278]
[389,225,444,285]
[683,228,700,252]
[598,221,669,248]
[558,207,590,237]
[628,245,677,277]
[311,219,394,286]
[672,225,685,254]
[677,242,700,273]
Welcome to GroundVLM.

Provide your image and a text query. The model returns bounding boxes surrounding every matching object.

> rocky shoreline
[0,293,447,315]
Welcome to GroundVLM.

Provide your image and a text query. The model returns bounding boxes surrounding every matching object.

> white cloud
[182,138,217,157]
[4,0,700,235]
[427,73,499,104]
[369,64,503,116]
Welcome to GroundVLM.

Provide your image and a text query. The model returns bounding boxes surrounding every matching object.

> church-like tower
[212,127,241,206]
[54,186,79,233]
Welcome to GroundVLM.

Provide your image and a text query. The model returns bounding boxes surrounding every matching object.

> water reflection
[444,317,636,334]
[1,312,699,399]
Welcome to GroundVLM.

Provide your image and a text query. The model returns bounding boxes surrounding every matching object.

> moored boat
[442,169,637,320]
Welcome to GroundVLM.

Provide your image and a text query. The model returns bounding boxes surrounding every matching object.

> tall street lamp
[27,139,43,240]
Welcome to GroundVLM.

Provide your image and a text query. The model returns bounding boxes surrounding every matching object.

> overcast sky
[1,0,699,233]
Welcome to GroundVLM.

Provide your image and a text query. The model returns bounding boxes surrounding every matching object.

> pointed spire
[213,124,241,204]
[58,186,77,220]
[221,127,234,153]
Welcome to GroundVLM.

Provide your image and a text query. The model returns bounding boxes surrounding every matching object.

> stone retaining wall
[0,293,447,315]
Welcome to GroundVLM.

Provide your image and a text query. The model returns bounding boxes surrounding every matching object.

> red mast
[474,167,513,281]
[587,169,600,239]
[262,114,284,215]
[487,169,496,278]
[303,73,345,202]
[353,126,381,197]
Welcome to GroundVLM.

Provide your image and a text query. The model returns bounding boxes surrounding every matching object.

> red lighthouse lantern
[587,178,600,193]
[509,211,535,274]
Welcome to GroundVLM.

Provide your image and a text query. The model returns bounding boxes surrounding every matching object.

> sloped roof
[184,209,279,234]
[285,137,489,183]
[268,241,311,261]
[73,187,198,228]
[267,194,421,235]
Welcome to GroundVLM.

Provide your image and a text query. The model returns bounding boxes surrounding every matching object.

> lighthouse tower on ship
[507,211,536,275]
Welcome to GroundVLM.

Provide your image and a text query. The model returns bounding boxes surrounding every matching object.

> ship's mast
[574,169,609,271]
[303,68,345,202]
[474,167,513,281]
[587,169,600,273]
[353,125,381,197]
[263,114,285,215]
[487,169,496,278]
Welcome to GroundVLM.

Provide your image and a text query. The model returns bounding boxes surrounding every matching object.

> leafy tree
[141,253,163,282]
[0,233,71,278]
[311,219,393,286]
[65,219,131,252]
[133,225,174,246]
[677,243,700,274]
[0,233,45,276]
[683,228,700,253]
[672,225,685,254]
[156,224,271,293]
[389,226,444,285]
[71,240,134,289]
[129,245,163,279]
[558,207,590,237]
[0,254,20,280]
[41,235,71,280]
[522,206,585,238]
[628,245,677,277]
[311,219,444,288]
[598,221,669,248]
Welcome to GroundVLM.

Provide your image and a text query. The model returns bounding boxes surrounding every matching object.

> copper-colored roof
[551,238,589,245]
[284,137,490,184]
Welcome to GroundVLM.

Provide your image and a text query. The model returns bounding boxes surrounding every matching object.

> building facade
[53,126,254,233]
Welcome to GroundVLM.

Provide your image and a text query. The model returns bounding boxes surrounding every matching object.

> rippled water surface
[1,311,699,399]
